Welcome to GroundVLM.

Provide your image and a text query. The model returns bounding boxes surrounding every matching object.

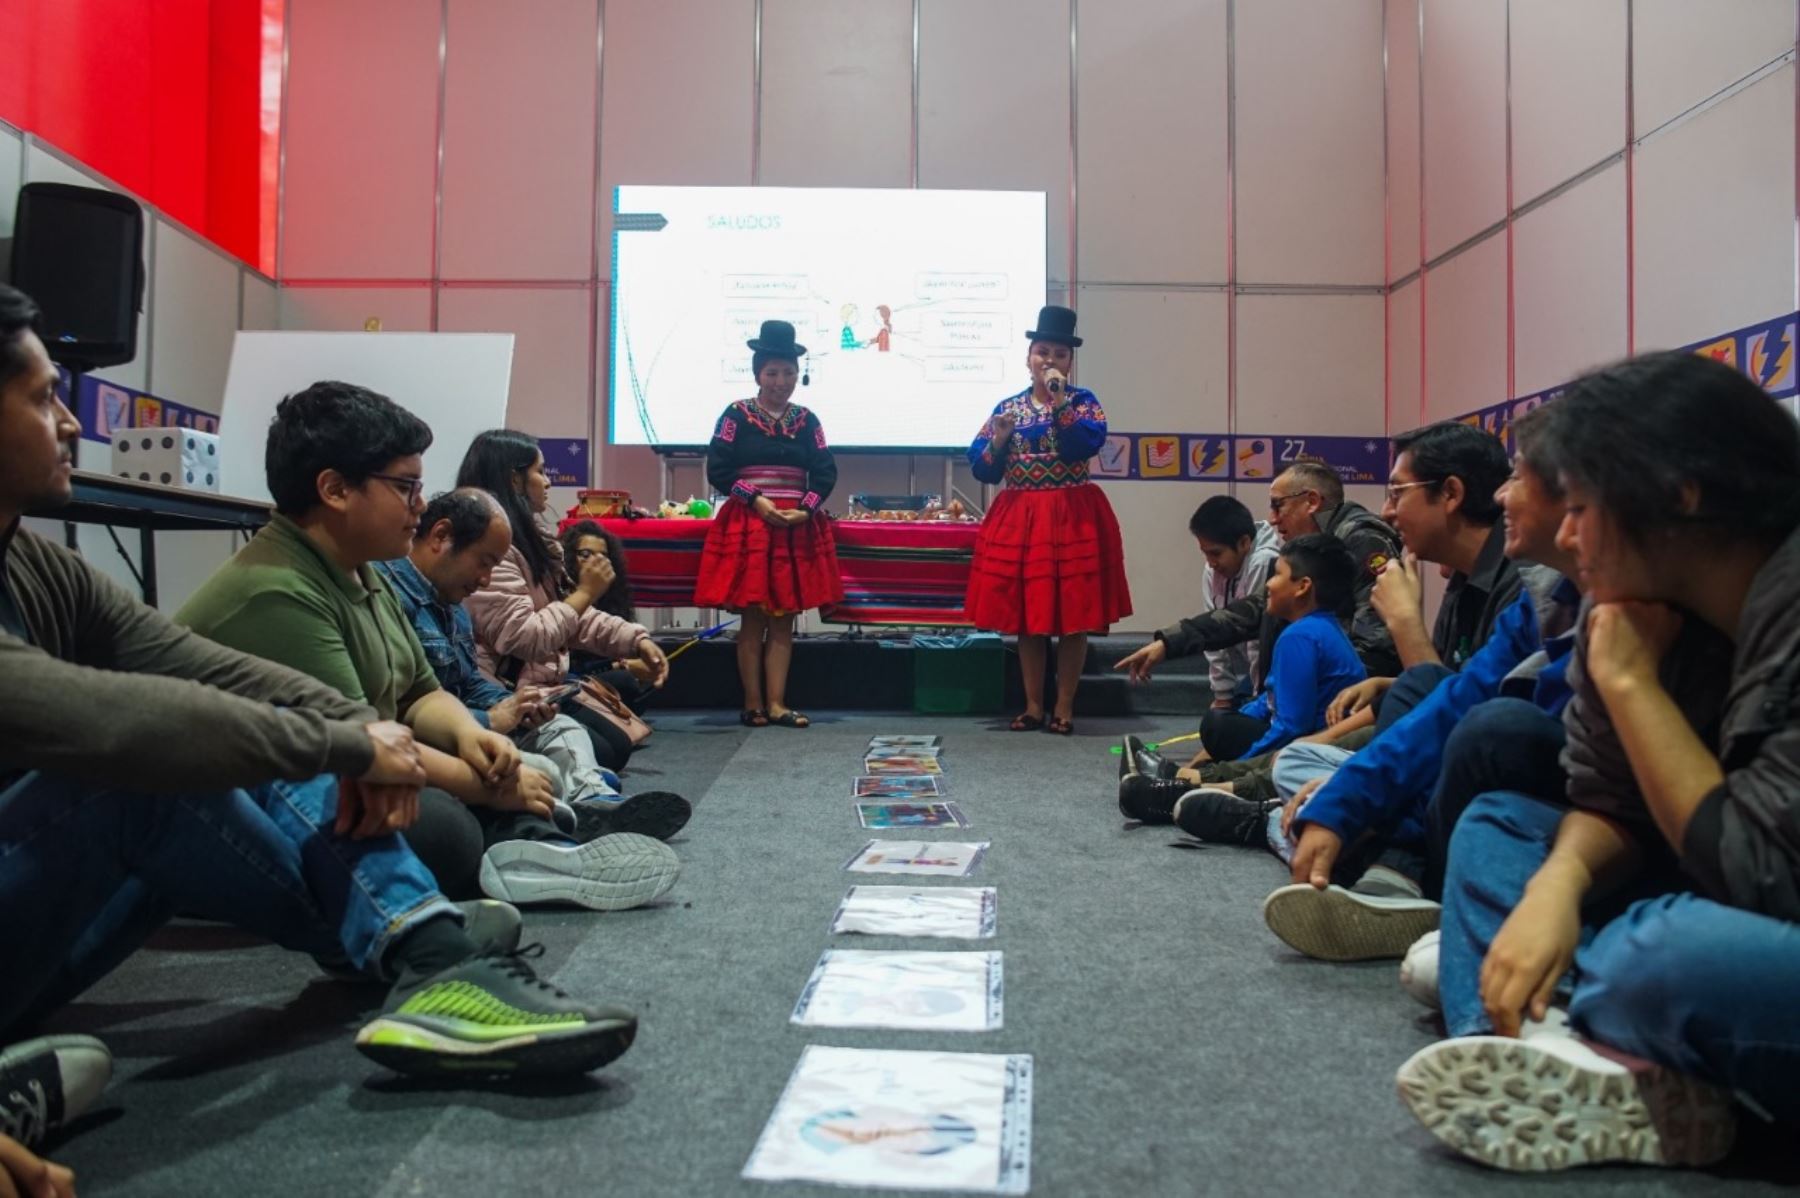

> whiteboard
[217,332,515,504]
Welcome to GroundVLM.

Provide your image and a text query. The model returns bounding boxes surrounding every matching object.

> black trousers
[400,788,566,901]
[1199,708,1271,763]
[1421,697,1567,901]
[560,696,636,772]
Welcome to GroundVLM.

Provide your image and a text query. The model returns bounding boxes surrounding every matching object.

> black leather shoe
[1118,773,1189,824]
[1173,789,1274,846]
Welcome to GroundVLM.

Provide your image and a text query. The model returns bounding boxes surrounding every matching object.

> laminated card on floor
[844,840,988,877]
[856,801,968,830]
[864,756,944,776]
[854,775,946,799]
[830,886,997,939]
[868,735,943,750]
[743,1045,1032,1194]
[792,950,1003,1031]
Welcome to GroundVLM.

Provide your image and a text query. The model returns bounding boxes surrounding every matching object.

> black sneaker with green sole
[356,945,637,1078]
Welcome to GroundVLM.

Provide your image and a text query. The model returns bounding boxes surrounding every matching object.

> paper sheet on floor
[844,839,988,877]
[854,775,947,799]
[868,735,943,750]
[830,886,997,939]
[743,1045,1032,1193]
[856,801,968,830]
[864,755,944,775]
[792,949,1002,1031]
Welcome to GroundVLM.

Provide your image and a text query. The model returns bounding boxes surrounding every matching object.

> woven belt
[1004,455,1090,490]
[736,466,806,500]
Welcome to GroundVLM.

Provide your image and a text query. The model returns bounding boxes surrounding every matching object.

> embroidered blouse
[967,386,1108,489]
[705,399,839,512]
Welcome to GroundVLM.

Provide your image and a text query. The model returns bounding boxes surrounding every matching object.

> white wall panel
[595,281,663,502]
[1072,288,1228,433]
[760,0,912,188]
[439,0,597,280]
[1389,277,1422,430]
[598,0,755,279]
[241,274,279,331]
[0,124,21,254]
[1236,0,1385,284]
[1077,0,1226,284]
[282,0,439,279]
[437,287,593,443]
[1514,163,1627,394]
[149,221,240,412]
[1635,67,1795,349]
[1096,480,1215,634]
[24,143,106,191]
[919,0,1071,281]
[1511,0,1627,203]
[278,287,433,332]
[1633,0,1795,135]
[1237,295,1385,436]
[1421,0,1506,259]
[1386,0,1422,281]
[1423,232,1506,422]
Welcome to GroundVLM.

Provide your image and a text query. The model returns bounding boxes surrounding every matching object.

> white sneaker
[1399,929,1441,1010]
[1261,883,1442,961]
[1395,1032,1737,1171]
[479,833,680,911]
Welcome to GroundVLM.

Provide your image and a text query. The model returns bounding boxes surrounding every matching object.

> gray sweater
[0,520,377,791]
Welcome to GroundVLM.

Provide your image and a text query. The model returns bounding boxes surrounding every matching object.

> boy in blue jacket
[1120,533,1364,824]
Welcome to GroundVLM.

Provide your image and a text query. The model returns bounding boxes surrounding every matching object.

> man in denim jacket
[375,488,690,843]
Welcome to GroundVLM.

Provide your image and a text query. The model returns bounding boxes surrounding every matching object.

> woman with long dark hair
[458,430,667,771]
[561,519,654,713]
[1395,351,1800,1173]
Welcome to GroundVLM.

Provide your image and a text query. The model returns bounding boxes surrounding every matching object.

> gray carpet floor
[40,713,1798,1197]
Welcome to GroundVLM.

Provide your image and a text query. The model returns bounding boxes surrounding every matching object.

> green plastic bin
[911,633,1005,714]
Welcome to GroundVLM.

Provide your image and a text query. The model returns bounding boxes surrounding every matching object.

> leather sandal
[740,709,769,727]
[1046,715,1075,736]
[1009,712,1045,731]
[768,709,810,728]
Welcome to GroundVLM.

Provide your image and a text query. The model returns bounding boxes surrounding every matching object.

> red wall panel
[0,0,279,273]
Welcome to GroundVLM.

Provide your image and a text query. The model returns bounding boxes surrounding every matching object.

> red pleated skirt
[964,482,1132,635]
[695,496,844,614]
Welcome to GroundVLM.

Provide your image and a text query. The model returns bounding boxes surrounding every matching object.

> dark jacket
[1433,522,1524,670]
[1157,501,1403,682]
[1563,522,1800,922]
[1684,524,1800,922]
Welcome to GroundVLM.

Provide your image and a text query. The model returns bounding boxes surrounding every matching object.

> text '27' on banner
[1090,432,1390,485]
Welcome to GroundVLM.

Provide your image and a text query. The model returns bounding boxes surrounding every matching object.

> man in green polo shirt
[177,381,680,912]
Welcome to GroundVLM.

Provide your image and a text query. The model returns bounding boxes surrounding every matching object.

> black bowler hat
[747,319,808,358]
[1025,305,1082,348]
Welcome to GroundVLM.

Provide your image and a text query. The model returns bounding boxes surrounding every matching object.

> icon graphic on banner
[1234,437,1274,480]
[97,384,130,436]
[1093,435,1131,478]
[134,398,162,428]
[1695,336,1738,369]
[1137,435,1179,478]
[1511,394,1547,422]
[1186,436,1229,479]
[1748,321,1795,392]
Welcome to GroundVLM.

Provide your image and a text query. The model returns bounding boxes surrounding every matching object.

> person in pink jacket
[457,430,669,772]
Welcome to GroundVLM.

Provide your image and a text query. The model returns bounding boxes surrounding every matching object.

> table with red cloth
[572,516,979,626]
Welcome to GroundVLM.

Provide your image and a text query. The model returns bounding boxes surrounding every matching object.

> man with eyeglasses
[178,383,680,908]
[0,289,638,1120]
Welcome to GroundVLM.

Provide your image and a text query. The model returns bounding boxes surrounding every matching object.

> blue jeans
[1572,894,1800,1122]
[0,770,457,1036]
[1441,792,1800,1120]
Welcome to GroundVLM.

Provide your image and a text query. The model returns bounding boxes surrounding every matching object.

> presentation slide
[610,186,1047,451]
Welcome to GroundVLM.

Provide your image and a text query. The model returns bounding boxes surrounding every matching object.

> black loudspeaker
[9,182,146,372]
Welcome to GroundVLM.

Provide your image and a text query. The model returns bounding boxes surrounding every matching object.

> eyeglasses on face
[1384,479,1441,504]
[1269,491,1312,515]
[366,472,425,505]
